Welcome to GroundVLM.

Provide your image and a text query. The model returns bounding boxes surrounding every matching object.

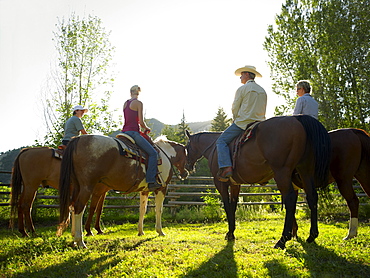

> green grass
[1,216,369,278]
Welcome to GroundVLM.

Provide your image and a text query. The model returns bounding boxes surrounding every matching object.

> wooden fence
[0,171,369,209]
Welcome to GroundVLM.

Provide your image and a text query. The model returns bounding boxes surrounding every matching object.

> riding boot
[217,166,233,182]
[148,181,162,191]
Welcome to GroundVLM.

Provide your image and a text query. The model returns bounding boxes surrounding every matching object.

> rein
[189,134,218,160]
[155,143,185,181]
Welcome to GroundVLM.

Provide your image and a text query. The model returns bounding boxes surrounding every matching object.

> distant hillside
[187,120,212,133]
[146,118,212,135]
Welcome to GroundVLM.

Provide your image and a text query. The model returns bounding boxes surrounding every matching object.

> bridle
[186,133,218,168]
[155,143,186,181]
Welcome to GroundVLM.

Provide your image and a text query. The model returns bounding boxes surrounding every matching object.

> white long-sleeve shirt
[232,80,267,129]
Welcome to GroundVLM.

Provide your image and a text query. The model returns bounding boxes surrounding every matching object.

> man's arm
[293,98,303,115]
[231,88,243,120]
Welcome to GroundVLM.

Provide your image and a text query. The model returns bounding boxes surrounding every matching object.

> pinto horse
[292,128,370,240]
[58,135,188,247]
[185,115,331,249]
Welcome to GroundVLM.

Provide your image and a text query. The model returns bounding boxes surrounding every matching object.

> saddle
[231,121,260,168]
[115,133,162,166]
[53,148,64,159]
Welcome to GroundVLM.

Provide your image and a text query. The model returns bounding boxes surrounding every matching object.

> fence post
[169,178,178,216]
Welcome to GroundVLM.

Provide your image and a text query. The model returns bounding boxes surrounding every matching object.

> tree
[211,107,231,131]
[264,0,370,130]
[175,111,191,145]
[40,14,120,147]
[160,125,181,142]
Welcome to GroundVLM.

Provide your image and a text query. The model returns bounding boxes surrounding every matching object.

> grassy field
[1,214,369,278]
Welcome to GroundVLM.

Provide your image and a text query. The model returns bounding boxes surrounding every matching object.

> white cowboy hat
[73,105,88,112]
[234,65,262,77]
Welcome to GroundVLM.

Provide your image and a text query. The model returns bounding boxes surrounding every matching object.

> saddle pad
[241,121,260,144]
[114,137,138,157]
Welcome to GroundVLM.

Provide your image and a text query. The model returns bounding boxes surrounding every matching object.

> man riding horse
[216,65,267,181]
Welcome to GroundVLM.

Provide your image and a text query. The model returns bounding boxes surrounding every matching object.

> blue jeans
[123,131,158,183]
[216,123,244,168]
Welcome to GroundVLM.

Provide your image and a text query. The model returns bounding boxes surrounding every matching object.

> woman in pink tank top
[122,85,161,191]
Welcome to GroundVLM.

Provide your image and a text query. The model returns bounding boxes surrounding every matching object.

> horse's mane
[154,135,185,147]
[188,131,221,143]
[154,135,169,143]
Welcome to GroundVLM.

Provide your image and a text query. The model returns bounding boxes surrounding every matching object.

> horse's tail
[295,115,331,189]
[9,148,27,228]
[58,137,80,232]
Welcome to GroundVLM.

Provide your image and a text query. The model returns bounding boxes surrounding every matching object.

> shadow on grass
[265,237,370,277]
[3,235,155,278]
[11,253,122,278]
[181,241,237,278]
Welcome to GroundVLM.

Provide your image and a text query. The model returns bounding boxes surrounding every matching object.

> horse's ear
[185,130,191,138]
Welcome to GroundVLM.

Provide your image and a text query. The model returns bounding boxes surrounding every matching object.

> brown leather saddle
[231,121,260,168]
[114,133,162,166]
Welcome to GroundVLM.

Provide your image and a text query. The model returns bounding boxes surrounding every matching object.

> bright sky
[0,0,286,153]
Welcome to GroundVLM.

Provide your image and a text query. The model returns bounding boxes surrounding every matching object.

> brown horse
[292,128,370,240]
[185,115,331,249]
[10,147,110,237]
[58,134,188,247]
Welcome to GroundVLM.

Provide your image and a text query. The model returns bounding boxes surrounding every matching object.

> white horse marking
[344,217,358,240]
[155,136,177,159]
[74,207,87,248]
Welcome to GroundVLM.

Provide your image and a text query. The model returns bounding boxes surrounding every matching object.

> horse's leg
[292,190,299,238]
[94,192,106,235]
[74,206,86,248]
[85,196,97,236]
[274,173,297,249]
[73,189,91,248]
[138,191,149,236]
[336,178,359,240]
[215,180,239,241]
[303,177,319,243]
[19,189,37,237]
[70,208,75,237]
[85,190,106,236]
[154,189,166,236]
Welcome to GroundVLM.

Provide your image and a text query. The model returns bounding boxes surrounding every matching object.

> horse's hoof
[85,232,93,237]
[97,231,104,235]
[224,233,235,241]
[74,241,87,249]
[343,232,357,240]
[306,234,317,243]
[274,240,286,250]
